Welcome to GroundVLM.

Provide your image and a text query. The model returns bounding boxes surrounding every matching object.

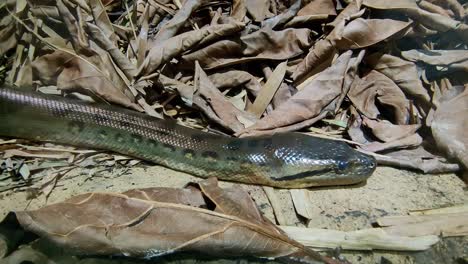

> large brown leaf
[245,0,273,22]
[362,0,461,34]
[15,178,335,263]
[363,119,421,142]
[298,0,337,16]
[431,86,468,175]
[292,17,411,81]
[366,53,431,108]
[401,49,468,72]
[181,27,313,70]
[348,70,412,125]
[137,22,245,77]
[32,50,141,111]
[237,51,355,137]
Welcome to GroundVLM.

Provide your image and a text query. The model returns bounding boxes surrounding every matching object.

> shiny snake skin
[0,87,376,188]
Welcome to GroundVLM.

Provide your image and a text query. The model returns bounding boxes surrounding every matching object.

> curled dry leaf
[181,27,313,70]
[348,70,412,125]
[152,0,202,44]
[136,22,245,77]
[360,133,423,153]
[401,49,468,72]
[366,53,431,108]
[238,51,354,137]
[363,119,421,142]
[431,86,468,174]
[208,70,262,97]
[14,178,336,263]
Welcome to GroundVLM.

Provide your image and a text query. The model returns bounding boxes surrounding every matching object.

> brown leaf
[245,0,273,22]
[231,0,247,21]
[15,178,334,263]
[0,12,17,55]
[366,53,431,108]
[333,18,412,50]
[237,51,354,137]
[298,0,337,16]
[158,74,195,106]
[208,70,262,97]
[86,23,137,78]
[348,70,412,125]
[362,0,461,33]
[361,133,423,153]
[88,0,119,44]
[249,62,288,118]
[401,49,468,72]
[32,50,140,110]
[431,86,468,172]
[181,27,313,70]
[136,22,244,77]
[262,0,301,29]
[292,17,411,81]
[363,118,421,142]
[194,62,257,133]
[152,0,202,44]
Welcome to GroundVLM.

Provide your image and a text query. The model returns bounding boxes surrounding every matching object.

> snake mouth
[270,168,335,181]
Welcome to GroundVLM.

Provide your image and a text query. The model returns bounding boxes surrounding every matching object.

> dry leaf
[249,62,287,118]
[238,51,355,137]
[348,70,413,125]
[152,0,202,44]
[431,86,468,173]
[298,0,336,16]
[208,70,262,97]
[361,133,423,153]
[15,178,336,263]
[363,119,421,142]
[245,0,272,22]
[194,62,257,133]
[137,22,244,77]
[366,53,431,108]
[32,50,140,110]
[401,49,468,72]
[181,27,313,70]
[262,0,301,29]
[362,0,461,33]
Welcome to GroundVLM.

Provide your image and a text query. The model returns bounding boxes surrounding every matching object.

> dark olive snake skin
[0,87,376,188]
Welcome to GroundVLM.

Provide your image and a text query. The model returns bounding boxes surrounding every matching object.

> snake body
[0,87,376,188]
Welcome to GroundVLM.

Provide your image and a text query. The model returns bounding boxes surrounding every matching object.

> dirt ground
[0,163,467,264]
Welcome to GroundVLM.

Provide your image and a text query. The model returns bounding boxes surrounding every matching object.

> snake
[0,86,376,188]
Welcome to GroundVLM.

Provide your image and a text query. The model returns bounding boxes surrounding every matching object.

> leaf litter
[0,0,467,261]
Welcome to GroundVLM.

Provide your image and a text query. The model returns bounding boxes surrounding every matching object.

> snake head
[267,133,376,188]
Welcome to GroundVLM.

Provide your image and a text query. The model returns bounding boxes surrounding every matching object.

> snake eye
[336,161,348,172]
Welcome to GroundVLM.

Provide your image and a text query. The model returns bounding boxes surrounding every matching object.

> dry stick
[280,226,439,251]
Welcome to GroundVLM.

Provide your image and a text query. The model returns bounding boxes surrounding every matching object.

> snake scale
[0,87,376,188]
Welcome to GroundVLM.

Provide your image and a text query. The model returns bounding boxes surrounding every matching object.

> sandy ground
[0,163,467,264]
